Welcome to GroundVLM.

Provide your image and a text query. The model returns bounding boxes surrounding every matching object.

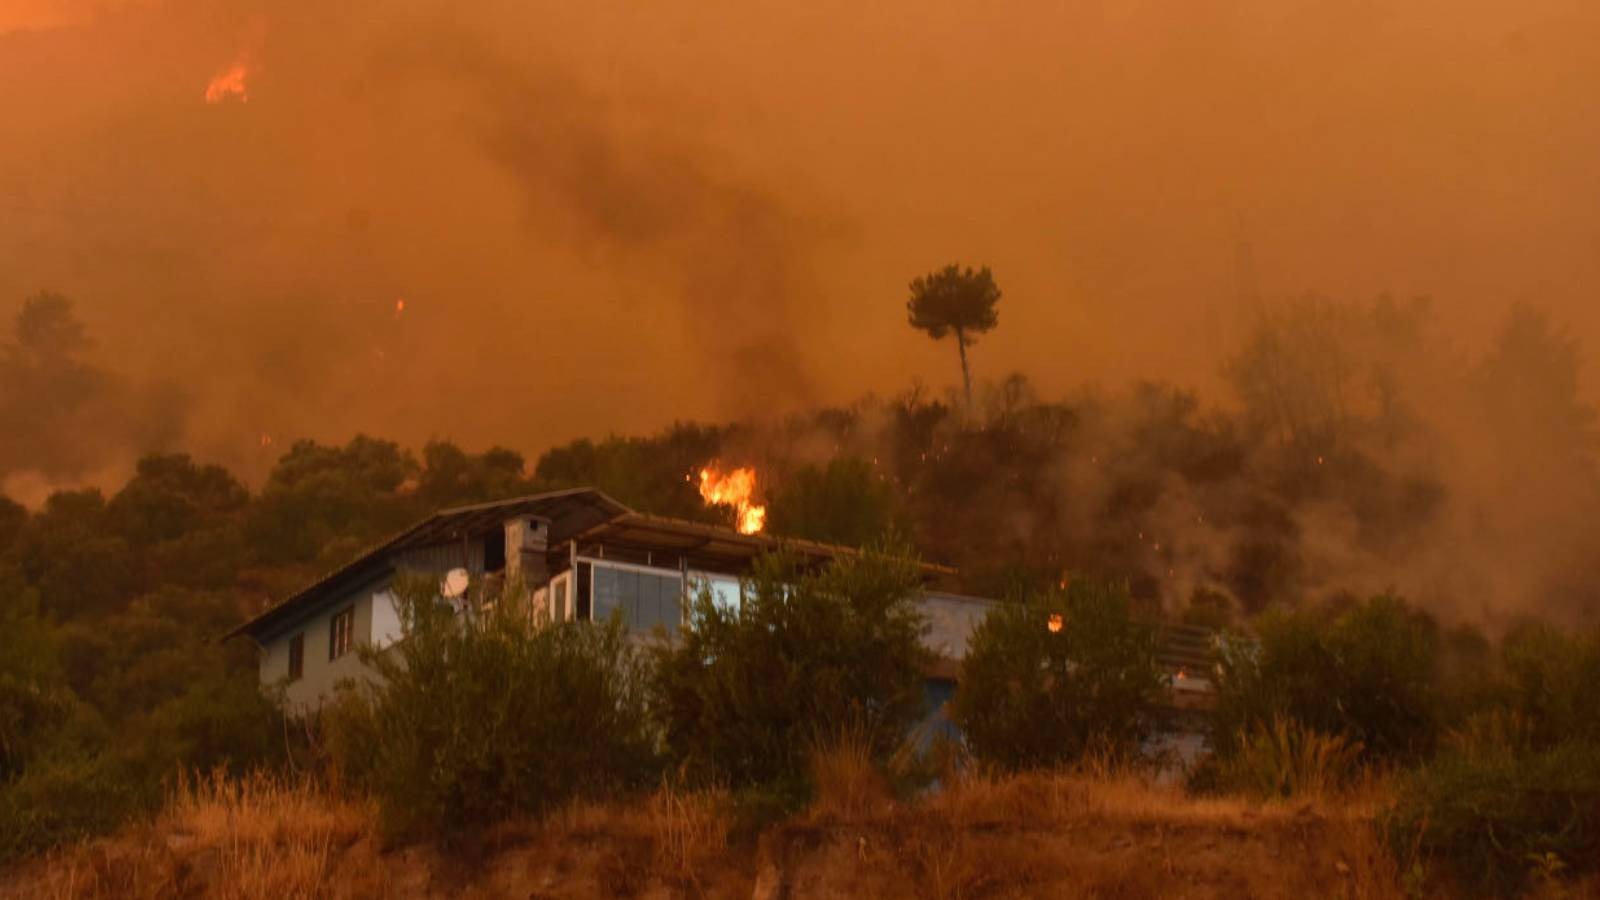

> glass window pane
[623,569,641,629]
[628,571,651,630]
[593,566,619,622]
[658,574,682,632]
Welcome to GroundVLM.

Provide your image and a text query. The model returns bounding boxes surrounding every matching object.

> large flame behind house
[697,464,766,535]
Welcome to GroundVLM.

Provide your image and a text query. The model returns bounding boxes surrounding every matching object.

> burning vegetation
[695,463,766,535]
[203,60,250,103]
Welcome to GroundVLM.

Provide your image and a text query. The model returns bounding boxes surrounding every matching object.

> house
[228,488,992,710]
[228,487,1216,724]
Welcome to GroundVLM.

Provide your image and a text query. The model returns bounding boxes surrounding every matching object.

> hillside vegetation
[4,293,1600,895]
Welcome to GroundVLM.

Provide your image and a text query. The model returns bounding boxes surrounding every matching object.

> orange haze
[1,0,1598,487]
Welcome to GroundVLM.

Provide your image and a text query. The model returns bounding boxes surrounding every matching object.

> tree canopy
[907,264,1001,406]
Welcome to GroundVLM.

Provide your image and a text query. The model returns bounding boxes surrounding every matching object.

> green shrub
[1383,739,1600,896]
[650,545,930,794]
[0,699,147,860]
[319,686,383,793]
[0,749,144,858]
[0,675,77,783]
[131,671,283,778]
[0,579,68,782]
[952,578,1164,770]
[1499,624,1600,746]
[327,578,657,837]
[1212,594,1438,761]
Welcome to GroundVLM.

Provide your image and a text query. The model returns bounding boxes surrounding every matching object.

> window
[329,607,355,660]
[370,590,402,650]
[592,563,683,632]
[287,633,304,681]
[689,573,742,619]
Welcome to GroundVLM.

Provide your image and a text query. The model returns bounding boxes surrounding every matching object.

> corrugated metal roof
[227,488,951,643]
[572,512,957,579]
[228,488,631,642]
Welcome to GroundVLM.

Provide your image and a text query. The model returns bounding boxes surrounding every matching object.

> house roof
[569,512,957,578]
[228,487,951,644]
[228,488,631,642]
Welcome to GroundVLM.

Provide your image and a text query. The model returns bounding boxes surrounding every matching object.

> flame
[205,60,251,104]
[1047,613,1063,633]
[698,464,766,535]
[394,297,406,317]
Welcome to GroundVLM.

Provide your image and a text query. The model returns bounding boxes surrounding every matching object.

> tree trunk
[955,326,972,409]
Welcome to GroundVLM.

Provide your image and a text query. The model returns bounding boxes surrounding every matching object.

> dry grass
[3,771,382,900]
[1218,716,1367,800]
[801,767,1411,900]
[645,777,732,886]
[17,764,1600,898]
[806,724,893,824]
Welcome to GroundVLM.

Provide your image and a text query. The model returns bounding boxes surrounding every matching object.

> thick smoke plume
[1,1,1598,625]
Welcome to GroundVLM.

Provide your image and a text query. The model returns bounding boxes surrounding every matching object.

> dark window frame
[329,606,355,661]
[287,632,304,681]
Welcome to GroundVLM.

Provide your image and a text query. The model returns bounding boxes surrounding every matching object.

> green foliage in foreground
[1380,627,1600,895]
[1384,737,1600,897]
[1499,624,1600,746]
[650,546,931,793]
[325,579,657,837]
[952,579,1164,770]
[1211,594,1439,761]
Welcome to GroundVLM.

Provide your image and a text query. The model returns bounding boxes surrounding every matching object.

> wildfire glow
[205,61,250,104]
[1047,613,1063,633]
[394,297,406,317]
[698,464,766,535]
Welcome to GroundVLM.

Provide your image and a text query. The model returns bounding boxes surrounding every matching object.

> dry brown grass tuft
[1218,716,1366,800]
[26,764,1591,898]
[841,767,1410,900]
[646,777,732,885]
[6,771,382,900]
[806,723,892,823]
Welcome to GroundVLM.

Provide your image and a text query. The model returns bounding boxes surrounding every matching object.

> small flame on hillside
[697,464,766,535]
[205,59,251,104]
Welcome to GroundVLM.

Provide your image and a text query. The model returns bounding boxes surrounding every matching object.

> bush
[650,545,930,794]
[1499,624,1600,746]
[0,578,67,782]
[1384,739,1600,896]
[131,671,283,778]
[326,578,657,837]
[952,578,1164,770]
[1211,594,1438,761]
[0,749,143,858]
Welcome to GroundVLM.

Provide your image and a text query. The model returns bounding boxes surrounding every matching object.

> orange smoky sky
[2,0,1598,481]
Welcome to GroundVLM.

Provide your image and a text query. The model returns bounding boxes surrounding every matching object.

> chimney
[504,516,551,590]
